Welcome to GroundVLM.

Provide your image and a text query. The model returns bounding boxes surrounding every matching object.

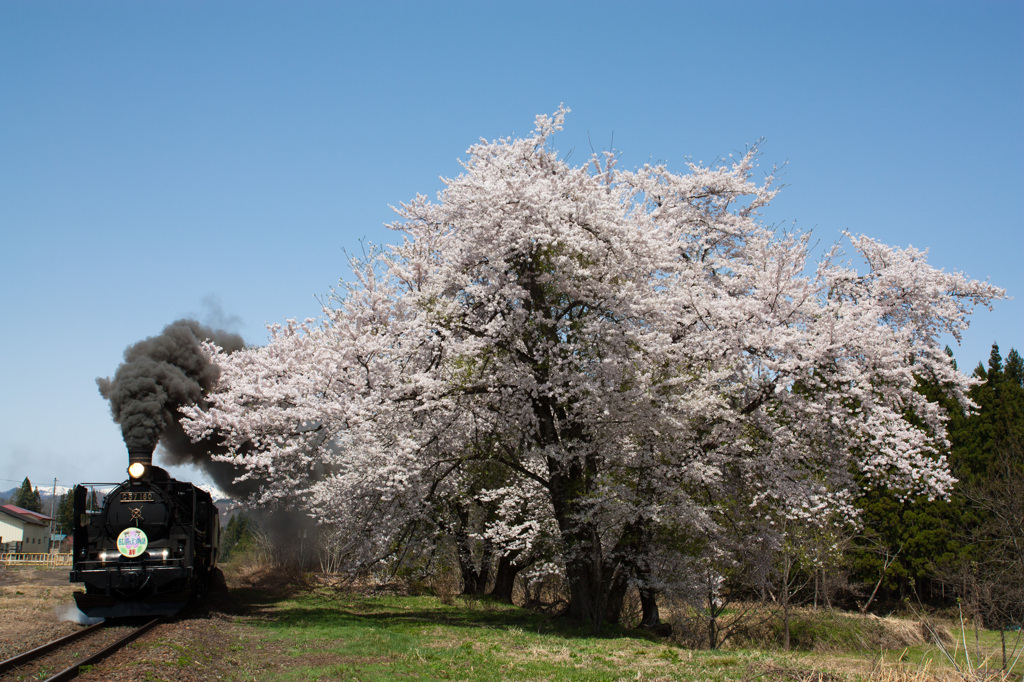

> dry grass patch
[667,604,952,653]
[0,569,84,660]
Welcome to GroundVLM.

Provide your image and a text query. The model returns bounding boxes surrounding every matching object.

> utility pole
[48,478,57,553]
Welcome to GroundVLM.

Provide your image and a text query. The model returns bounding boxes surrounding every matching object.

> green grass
[241,590,794,681]
[226,582,1024,681]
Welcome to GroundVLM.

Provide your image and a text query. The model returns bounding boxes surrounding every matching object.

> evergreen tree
[55,491,74,535]
[954,345,1024,478]
[220,514,255,560]
[13,477,43,513]
[947,344,1024,629]
[850,483,963,604]
[853,343,1024,616]
[13,477,32,508]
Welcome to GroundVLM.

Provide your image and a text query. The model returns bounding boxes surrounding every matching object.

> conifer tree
[854,344,1024,615]
[220,514,255,560]
[55,491,74,535]
[14,477,43,513]
[948,344,1024,630]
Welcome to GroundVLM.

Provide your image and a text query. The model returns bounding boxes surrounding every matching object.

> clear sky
[1,1,1021,494]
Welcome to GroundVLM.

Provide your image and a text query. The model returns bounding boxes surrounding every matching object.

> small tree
[14,477,42,513]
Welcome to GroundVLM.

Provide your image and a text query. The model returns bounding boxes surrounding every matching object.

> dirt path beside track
[0,567,278,681]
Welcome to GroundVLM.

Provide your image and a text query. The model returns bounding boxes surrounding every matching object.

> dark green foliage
[848,343,1024,617]
[221,513,256,560]
[55,491,74,535]
[13,477,43,513]
[851,483,963,601]
[951,345,1024,486]
[947,344,1024,627]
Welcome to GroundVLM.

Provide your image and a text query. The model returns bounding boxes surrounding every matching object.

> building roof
[0,504,52,526]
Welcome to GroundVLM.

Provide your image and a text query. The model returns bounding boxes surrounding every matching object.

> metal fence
[1,553,73,568]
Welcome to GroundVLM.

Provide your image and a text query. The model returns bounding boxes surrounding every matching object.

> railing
[1,553,73,568]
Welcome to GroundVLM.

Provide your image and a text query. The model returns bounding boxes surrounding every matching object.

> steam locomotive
[70,448,220,618]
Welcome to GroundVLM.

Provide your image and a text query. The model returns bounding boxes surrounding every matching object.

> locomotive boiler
[70,447,220,618]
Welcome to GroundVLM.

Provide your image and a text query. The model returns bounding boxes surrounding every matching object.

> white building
[0,504,52,553]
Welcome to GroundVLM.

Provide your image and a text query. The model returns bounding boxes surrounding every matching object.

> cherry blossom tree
[183,107,1003,628]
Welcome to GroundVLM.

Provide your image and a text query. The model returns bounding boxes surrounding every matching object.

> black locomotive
[70,447,220,618]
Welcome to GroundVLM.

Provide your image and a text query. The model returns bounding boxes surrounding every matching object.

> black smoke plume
[97,319,257,497]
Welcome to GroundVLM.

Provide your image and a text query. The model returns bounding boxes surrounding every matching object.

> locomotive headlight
[128,462,146,479]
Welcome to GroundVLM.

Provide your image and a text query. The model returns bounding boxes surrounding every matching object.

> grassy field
[237,587,787,681]
[224,576,1024,681]
[878,622,1024,678]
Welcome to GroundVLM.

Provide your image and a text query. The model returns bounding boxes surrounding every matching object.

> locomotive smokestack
[128,447,154,468]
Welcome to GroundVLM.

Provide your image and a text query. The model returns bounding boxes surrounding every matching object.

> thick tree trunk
[563,553,606,627]
[605,515,661,629]
[454,507,491,595]
[532,384,610,628]
[631,523,660,629]
[547,453,608,629]
[478,542,492,593]
[639,585,660,628]
[459,560,483,594]
[553,493,662,630]
[489,553,524,603]
[603,567,630,625]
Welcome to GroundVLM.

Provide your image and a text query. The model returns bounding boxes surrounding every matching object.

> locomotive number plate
[120,492,155,502]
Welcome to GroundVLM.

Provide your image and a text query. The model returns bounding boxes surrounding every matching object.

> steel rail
[43,617,162,682]
[0,621,106,674]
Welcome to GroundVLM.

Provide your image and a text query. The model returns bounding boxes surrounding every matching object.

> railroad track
[0,617,161,681]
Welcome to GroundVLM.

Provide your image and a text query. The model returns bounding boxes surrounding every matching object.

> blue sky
[1,1,1021,493]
